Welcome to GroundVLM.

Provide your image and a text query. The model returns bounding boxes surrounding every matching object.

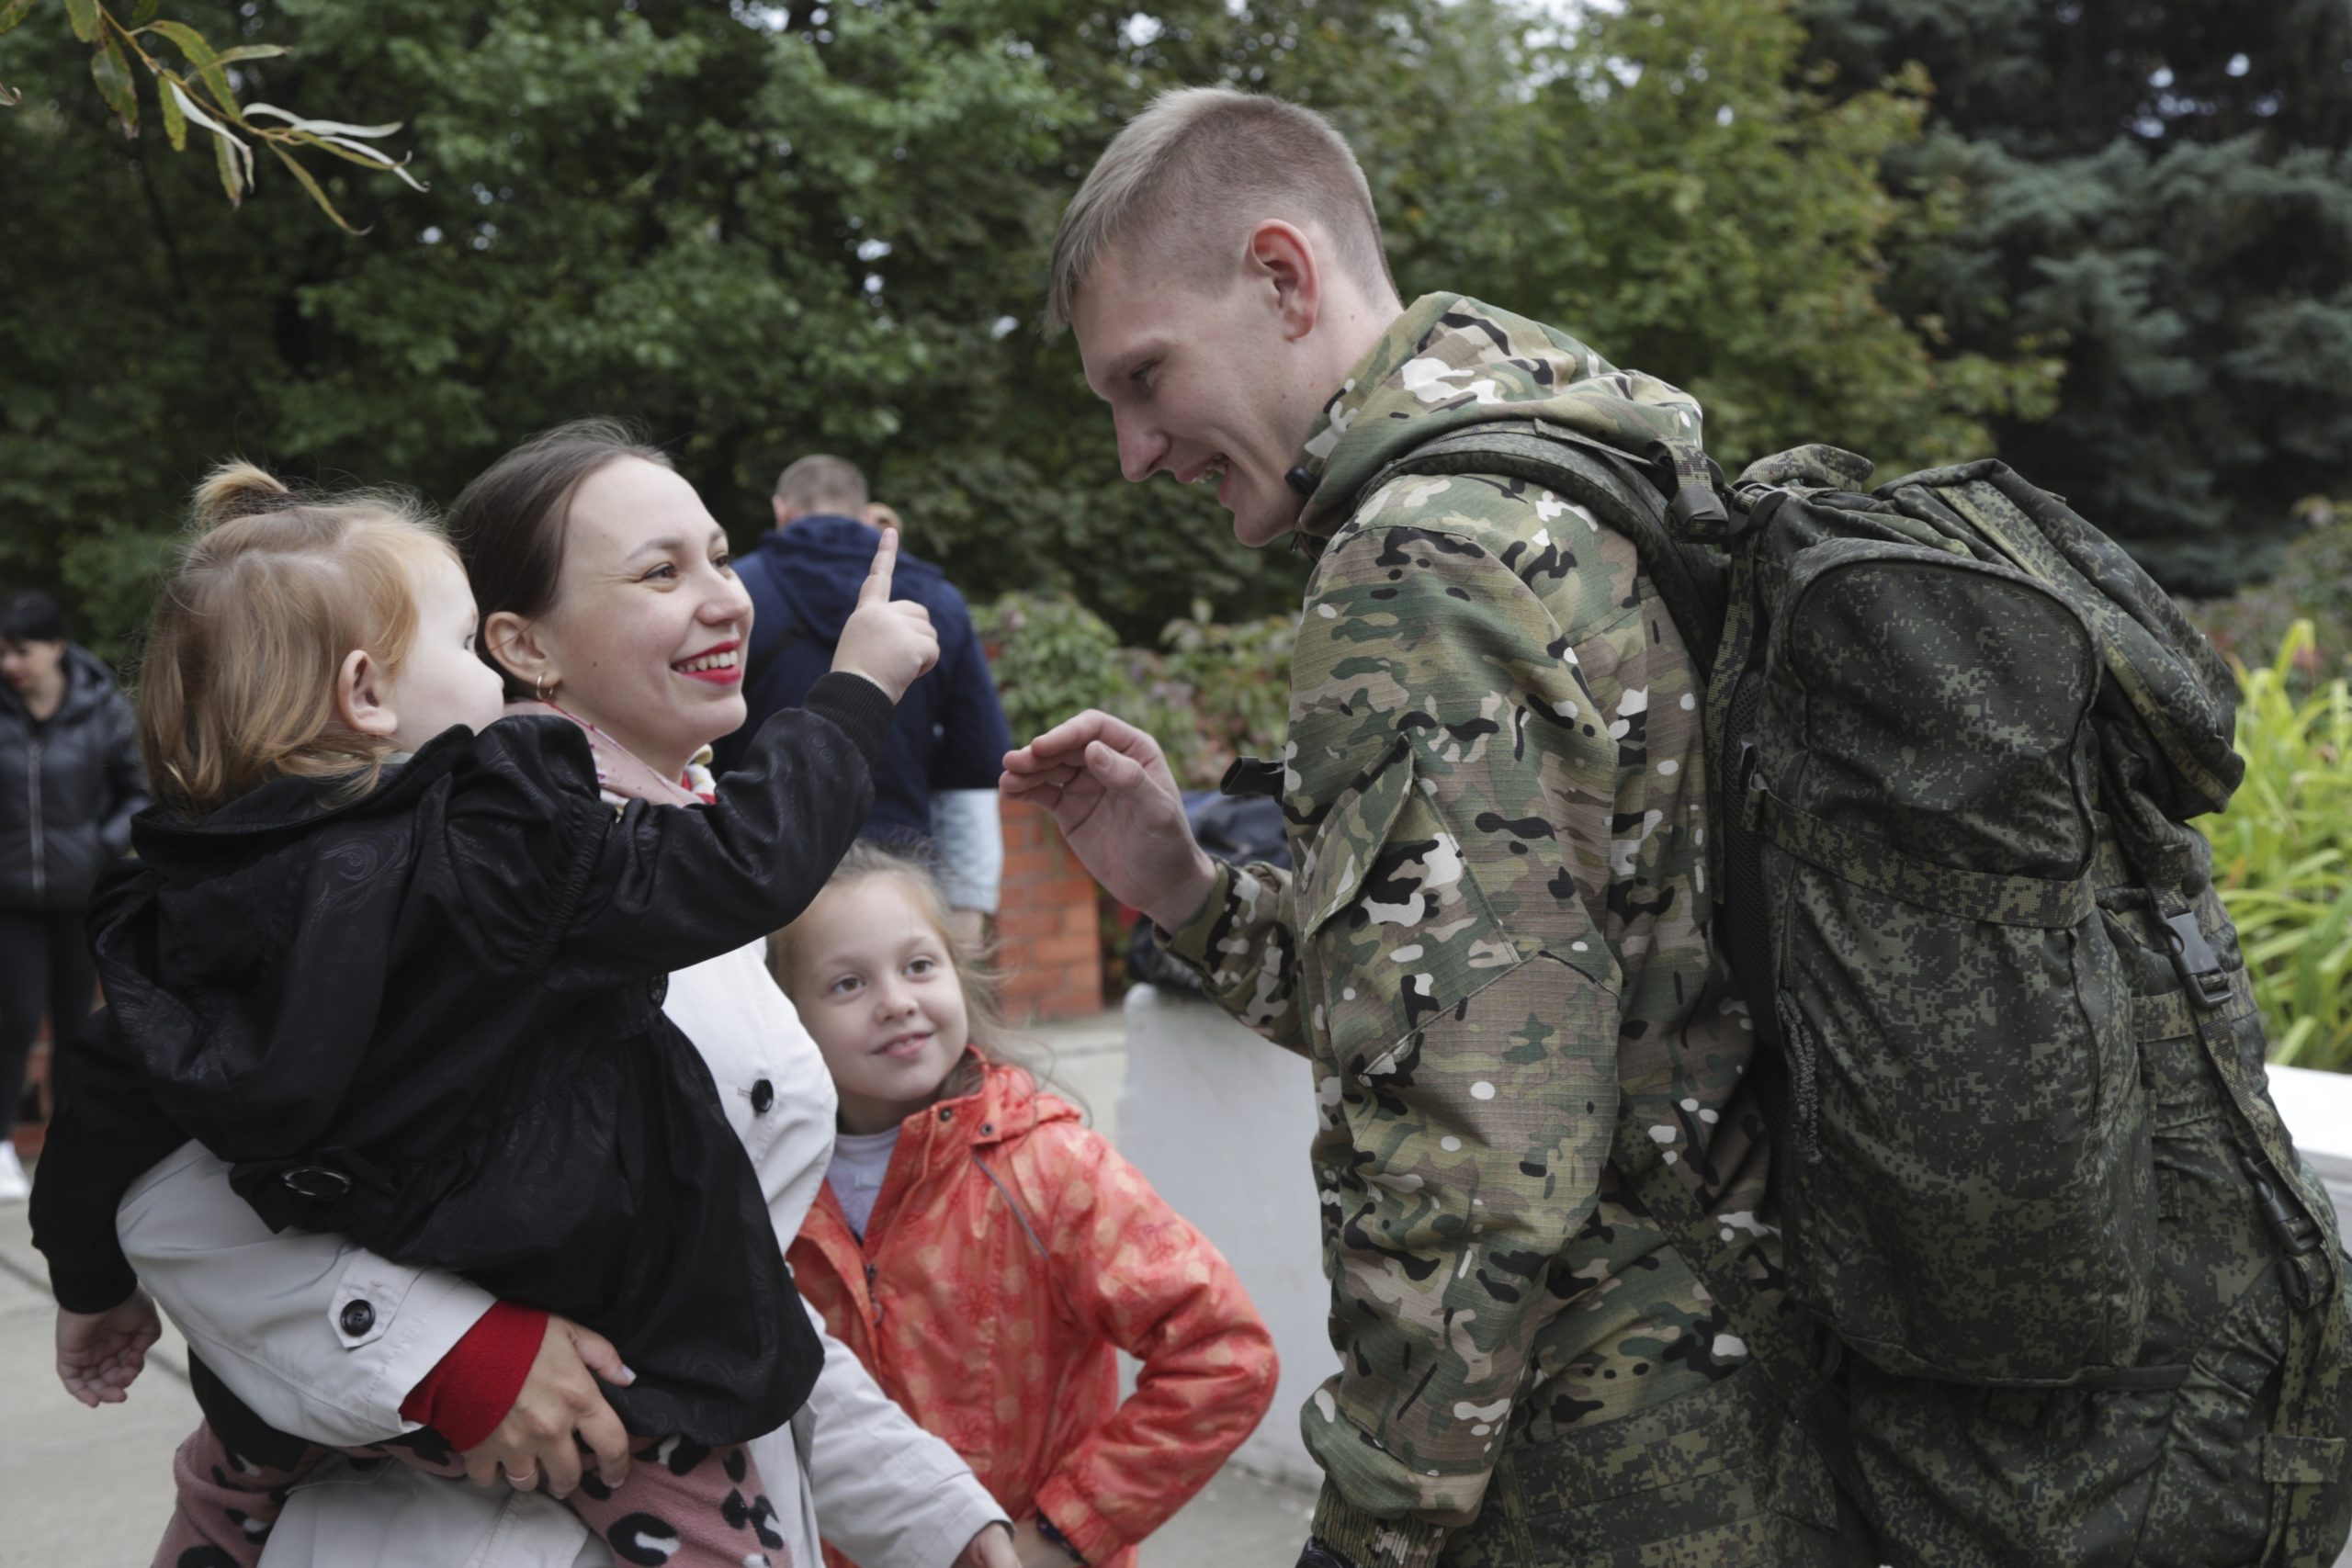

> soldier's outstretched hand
[831,529,939,703]
[1001,710,1217,931]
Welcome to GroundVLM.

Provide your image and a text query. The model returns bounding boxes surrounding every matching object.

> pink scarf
[504,699,717,807]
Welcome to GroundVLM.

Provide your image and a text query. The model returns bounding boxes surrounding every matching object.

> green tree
[4,0,2060,660]
[1802,0,2352,593]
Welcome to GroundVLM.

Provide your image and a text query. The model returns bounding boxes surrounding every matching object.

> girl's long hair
[140,461,452,819]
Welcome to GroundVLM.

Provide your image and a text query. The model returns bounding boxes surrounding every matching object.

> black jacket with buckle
[32,675,890,1449]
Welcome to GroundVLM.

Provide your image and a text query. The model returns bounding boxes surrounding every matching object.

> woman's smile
[673,640,742,685]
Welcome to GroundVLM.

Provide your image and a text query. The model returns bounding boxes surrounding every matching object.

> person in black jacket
[29,459,937,1568]
[0,590,147,1202]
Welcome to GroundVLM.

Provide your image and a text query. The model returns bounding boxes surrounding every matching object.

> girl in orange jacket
[775,842,1279,1568]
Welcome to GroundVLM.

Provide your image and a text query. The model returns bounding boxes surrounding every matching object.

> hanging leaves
[89,33,136,136]
[3,3,421,230]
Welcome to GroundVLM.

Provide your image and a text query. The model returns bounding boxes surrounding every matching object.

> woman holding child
[39,417,1275,1568]
[36,422,1019,1568]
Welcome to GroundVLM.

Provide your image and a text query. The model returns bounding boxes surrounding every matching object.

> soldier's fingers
[1083,739,1151,793]
[858,529,900,607]
[999,775,1069,812]
[1013,710,1124,767]
[1001,761,1085,794]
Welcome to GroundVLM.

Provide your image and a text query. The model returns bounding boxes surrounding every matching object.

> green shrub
[2186,502,2352,694]
[2201,621,2352,1072]
[978,592,1296,790]
[976,592,1152,751]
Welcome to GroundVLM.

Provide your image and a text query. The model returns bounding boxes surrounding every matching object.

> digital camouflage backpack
[1371,424,2352,1566]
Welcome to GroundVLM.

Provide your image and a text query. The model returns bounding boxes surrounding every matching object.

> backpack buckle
[2162,911,2233,1009]
[2239,1150,2323,1260]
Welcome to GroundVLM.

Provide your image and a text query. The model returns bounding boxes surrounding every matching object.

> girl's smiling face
[786,874,971,1135]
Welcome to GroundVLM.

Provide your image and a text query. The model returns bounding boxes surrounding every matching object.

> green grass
[2201,621,2352,1071]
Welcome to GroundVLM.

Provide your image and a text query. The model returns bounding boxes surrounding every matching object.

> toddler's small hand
[831,529,939,704]
[56,1290,163,1406]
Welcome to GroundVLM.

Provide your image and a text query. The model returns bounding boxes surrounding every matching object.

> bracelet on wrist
[1035,1509,1087,1565]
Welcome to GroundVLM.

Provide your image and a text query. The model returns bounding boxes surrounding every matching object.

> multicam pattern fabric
[1163,295,1776,1568]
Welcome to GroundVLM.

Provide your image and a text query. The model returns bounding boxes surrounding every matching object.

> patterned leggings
[153,1419,792,1568]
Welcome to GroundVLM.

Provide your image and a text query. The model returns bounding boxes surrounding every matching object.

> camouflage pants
[1441,1366,1878,1568]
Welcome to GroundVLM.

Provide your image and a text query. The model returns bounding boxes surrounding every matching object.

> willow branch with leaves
[0,0,424,231]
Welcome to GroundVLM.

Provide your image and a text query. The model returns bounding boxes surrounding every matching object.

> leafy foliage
[976,592,1295,786]
[1,0,419,227]
[1802,0,2352,593]
[2201,624,2352,1072]
[2,0,2055,664]
[2187,502,2352,689]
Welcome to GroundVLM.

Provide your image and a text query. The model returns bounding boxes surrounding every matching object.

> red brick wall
[994,798,1106,1021]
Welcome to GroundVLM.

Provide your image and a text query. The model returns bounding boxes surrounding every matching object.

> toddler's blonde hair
[140,460,455,818]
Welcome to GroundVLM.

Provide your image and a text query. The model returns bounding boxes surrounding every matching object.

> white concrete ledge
[1116,985,1326,1488]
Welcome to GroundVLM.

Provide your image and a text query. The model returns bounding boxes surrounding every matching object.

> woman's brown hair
[443,417,673,700]
[139,461,452,818]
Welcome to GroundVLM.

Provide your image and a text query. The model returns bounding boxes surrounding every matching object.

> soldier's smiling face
[1071,225,1342,548]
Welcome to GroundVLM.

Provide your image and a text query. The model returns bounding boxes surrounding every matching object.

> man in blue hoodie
[721,456,1012,938]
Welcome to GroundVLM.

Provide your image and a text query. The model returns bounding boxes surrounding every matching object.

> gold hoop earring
[534,671,557,704]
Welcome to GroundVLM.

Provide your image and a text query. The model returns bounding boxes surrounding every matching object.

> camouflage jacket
[1162,295,1772,1568]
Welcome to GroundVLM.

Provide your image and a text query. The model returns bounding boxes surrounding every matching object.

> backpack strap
[1362,422,1728,675]
[1371,423,1874,1526]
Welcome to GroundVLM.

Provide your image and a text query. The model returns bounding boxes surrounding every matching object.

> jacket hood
[1289,292,1708,541]
[753,515,950,646]
[124,723,477,861]
[0,642,122,726]
[929,1050,1080,1149]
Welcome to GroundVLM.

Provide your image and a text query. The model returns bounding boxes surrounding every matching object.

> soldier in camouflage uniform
[1004,88,1860,1568]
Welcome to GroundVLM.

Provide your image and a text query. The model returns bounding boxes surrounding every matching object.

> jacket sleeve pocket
[1300,750,1419,939]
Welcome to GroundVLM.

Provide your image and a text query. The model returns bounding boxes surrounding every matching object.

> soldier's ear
[1244,220,1320,343]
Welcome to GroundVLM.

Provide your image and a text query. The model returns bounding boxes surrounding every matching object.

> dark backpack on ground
[1369,423,2351,1566]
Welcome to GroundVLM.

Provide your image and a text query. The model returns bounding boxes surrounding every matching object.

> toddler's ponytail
[139,461,453,818]
[188,459,295,529]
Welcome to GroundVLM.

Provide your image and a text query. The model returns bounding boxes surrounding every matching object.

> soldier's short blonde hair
[1045,87,1395,336]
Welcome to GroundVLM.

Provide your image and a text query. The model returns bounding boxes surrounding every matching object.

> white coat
[118,940,1005,1568]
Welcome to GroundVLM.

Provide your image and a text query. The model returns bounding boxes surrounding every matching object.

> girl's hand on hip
[1010,1516,1087,1567]
[55,1290,162,1405]
[953,1521,1023,1568]
[458,1315,633,1499]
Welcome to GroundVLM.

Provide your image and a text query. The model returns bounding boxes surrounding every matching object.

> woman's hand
[55,1290,163,1406]
[458,1315,633,1500]
[831,529,939,703]
[952,1521,1022,1568]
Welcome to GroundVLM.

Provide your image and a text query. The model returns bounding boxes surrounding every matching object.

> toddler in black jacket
[30,461,939,1568]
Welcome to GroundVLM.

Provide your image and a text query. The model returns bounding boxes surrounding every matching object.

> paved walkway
[0,1006,1315,1565]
